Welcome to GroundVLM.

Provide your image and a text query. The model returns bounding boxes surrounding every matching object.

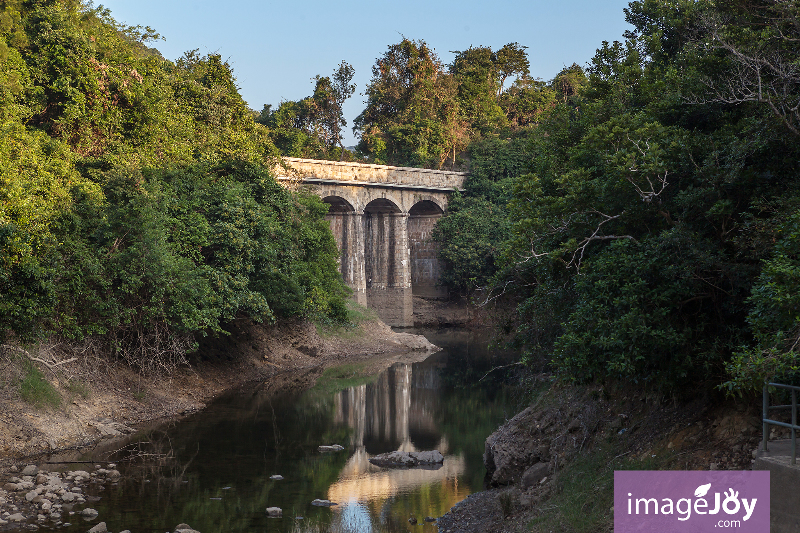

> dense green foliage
[432,0,800,394]
[432,136,526,293]
[0,0,347,371]
[353,38,463,168]
[491,0,800,393]
[5,0,800,393]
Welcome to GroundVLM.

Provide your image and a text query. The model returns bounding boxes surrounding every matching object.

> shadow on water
[42,328,524,533]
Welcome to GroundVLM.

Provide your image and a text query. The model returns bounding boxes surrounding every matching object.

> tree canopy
[482,0,800,393]
[6,0,800,394]
[0,0,347,372]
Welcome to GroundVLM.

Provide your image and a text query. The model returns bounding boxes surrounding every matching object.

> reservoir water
[40,328,522,533]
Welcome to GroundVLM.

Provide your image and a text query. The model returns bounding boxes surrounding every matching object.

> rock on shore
[0,463,126,530]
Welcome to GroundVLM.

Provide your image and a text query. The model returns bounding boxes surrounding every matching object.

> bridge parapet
[280,157,466,191]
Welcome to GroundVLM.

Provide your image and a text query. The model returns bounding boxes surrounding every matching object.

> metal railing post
[763,383,769,453]
[793,389,797,465]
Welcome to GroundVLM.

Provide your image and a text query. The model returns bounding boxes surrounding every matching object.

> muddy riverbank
[0,317,437,466]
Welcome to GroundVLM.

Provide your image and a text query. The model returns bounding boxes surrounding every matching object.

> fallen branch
[479,361,525,381]
[1,344,77,373]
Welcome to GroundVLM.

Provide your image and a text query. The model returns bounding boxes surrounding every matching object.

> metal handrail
[762,382,800,465]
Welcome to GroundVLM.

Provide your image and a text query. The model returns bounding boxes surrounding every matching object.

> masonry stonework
[276,158,466,327]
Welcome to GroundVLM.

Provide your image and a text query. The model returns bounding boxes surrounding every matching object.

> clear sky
[96,0,634,145]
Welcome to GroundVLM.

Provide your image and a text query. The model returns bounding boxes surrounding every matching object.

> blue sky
[97,0,634,145]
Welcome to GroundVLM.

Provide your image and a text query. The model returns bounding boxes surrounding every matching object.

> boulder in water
[318,444,344,452]
[174,524,201,533]
[266,507,282,517]
[368,450,444,468]
[81,508,99,518]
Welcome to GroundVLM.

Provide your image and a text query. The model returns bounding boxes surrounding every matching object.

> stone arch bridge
[276,157,466,327]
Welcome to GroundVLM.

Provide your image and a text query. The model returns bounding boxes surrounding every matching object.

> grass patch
[528,438,678,533]
[65,379,90,399]
[344,299,378,324]
[314,300,379,339]
[18,359,61,409]
[528,443,617,533]
[311,363,378,396]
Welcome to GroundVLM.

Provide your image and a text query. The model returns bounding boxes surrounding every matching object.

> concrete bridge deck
[276,157,467,326]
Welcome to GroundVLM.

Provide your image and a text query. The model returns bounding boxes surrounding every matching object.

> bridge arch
[362,199,411,326]
[323,195,355,213]
[364,198,401,214]
[409,200,444,216]
[410,197,446,214]
[408,201,446,298]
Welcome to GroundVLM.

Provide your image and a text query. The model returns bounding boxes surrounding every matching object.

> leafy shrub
[51,161,348,372]
[724,208,800,392]
[553,231,738,391]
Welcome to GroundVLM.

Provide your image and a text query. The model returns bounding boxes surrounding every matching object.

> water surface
[48,328,522,533]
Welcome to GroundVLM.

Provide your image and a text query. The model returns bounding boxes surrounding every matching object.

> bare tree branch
[625,135,670,202]
[564,210,638,271]
[1,344,77,376]
[688,9,800,136]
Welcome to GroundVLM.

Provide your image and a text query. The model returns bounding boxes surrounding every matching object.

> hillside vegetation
[429,1,800,396]
[0,0,347,372]
[3,0,800,396]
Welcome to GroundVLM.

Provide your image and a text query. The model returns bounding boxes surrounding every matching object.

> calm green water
[41,328,522,533]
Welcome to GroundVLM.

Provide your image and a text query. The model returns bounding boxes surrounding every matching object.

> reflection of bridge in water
[325,361,468,529]
[334,362,442,452]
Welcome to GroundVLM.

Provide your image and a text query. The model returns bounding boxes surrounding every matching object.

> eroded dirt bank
[0,318,436,467]
[437,381,765,533]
